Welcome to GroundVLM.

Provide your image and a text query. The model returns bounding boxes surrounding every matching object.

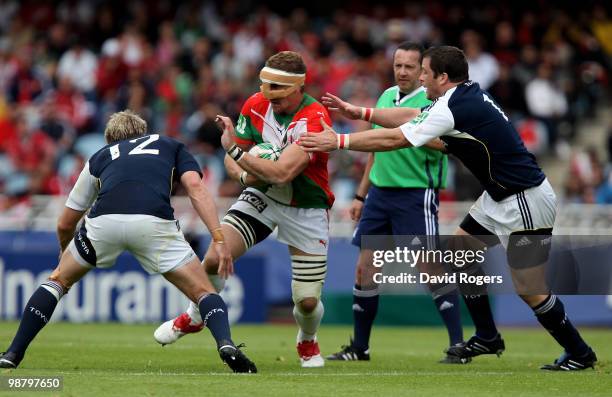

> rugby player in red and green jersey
[155,51,334,368]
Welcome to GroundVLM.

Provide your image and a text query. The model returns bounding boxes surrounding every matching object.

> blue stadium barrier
[1,231,609,325]
[0,231,265,324]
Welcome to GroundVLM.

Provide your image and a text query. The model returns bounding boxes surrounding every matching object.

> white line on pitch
[52,371,516,377]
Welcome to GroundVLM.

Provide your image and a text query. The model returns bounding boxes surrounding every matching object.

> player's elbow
[184,178,201,192]
[267,149,309,184]
[181,171,204,197]
[56,221,71,235]
[271,160,306,184]
[57,217,76,236]
[56,207,85,237]
[269,172,291,185]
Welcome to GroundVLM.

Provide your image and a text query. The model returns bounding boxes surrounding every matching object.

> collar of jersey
[272,95,307,128]
[395,85,425,106]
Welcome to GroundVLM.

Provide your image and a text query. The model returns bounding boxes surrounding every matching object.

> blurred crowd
[0,0,610,209]
[564,126,612,204]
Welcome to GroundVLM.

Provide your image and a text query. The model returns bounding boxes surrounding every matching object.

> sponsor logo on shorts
[515,236,532,246]
[77,232,90,255]
[541,236,552,246]
[238,191,267,213]
[74,225,97,266]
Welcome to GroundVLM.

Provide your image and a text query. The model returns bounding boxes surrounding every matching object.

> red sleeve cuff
[234,137,254,145]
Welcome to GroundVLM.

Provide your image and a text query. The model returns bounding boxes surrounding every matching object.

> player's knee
[291,278,324,313]
[292,282,323,311]
[511,267,548,295]
[190,287,210,304]
[203,251,220,274]
[356,261,378,288]
[47,274,70,294]
[297,297,319,313]
[356,257,372,273]
[519,294,549,308]
[291,254,326,305]
[355,265,363,285]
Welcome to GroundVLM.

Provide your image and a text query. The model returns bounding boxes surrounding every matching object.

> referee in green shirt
[327,43,464,363]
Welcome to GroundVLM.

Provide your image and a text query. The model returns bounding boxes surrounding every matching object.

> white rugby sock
[186,301,202,324]
[293,301,324,342]
[208,274,226,293]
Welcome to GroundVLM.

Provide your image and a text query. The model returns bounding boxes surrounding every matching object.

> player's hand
[214,242,234,279]
[321,92,362,120]
[424,138,449,153]
[298,118,338,152]
[215,115,236,151]
[349,199,364,222]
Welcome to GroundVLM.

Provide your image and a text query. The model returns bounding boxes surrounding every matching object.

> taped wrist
[239,171,248,187]
[337,134,350,150]
[227,144,245,162]
[211,227,225,244]
[360,107,373,122]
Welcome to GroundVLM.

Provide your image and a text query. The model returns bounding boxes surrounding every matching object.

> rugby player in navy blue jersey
[300,46,597,371]
[0,110,256,373]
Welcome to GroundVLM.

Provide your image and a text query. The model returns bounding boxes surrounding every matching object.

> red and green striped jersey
[235,92,334,209]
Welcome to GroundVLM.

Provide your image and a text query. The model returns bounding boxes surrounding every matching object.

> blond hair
[104,110,147,143]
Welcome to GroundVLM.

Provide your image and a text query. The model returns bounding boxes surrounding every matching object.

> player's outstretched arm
[181,171,233,276]
[368,107,421,128]
[322,92,420,128]
[320,92,363,120]
[299,119,412,153]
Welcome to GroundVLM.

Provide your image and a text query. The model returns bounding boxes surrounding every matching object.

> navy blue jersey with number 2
[66,134,201,220]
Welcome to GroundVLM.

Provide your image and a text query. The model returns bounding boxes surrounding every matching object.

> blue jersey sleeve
[175,143,202,178]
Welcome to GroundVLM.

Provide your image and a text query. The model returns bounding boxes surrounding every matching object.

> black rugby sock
[462,294,499,340]
[533,295,590,356]
[198,293,233,348]
[352,285,379,351]
[433,292,464,345]
[6,281,64,357]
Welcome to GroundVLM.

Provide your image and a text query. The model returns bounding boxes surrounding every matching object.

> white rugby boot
[154,312,204,345]
[297,339,325,368]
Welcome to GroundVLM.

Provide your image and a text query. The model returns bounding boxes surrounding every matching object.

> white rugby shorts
[468,178,557,247]
[68,214,196,274]
[225,188,329,255]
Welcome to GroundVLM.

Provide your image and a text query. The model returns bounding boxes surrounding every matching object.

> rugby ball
[248,142,282,161]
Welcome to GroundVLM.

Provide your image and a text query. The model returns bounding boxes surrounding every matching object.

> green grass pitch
[0,322,610,397]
